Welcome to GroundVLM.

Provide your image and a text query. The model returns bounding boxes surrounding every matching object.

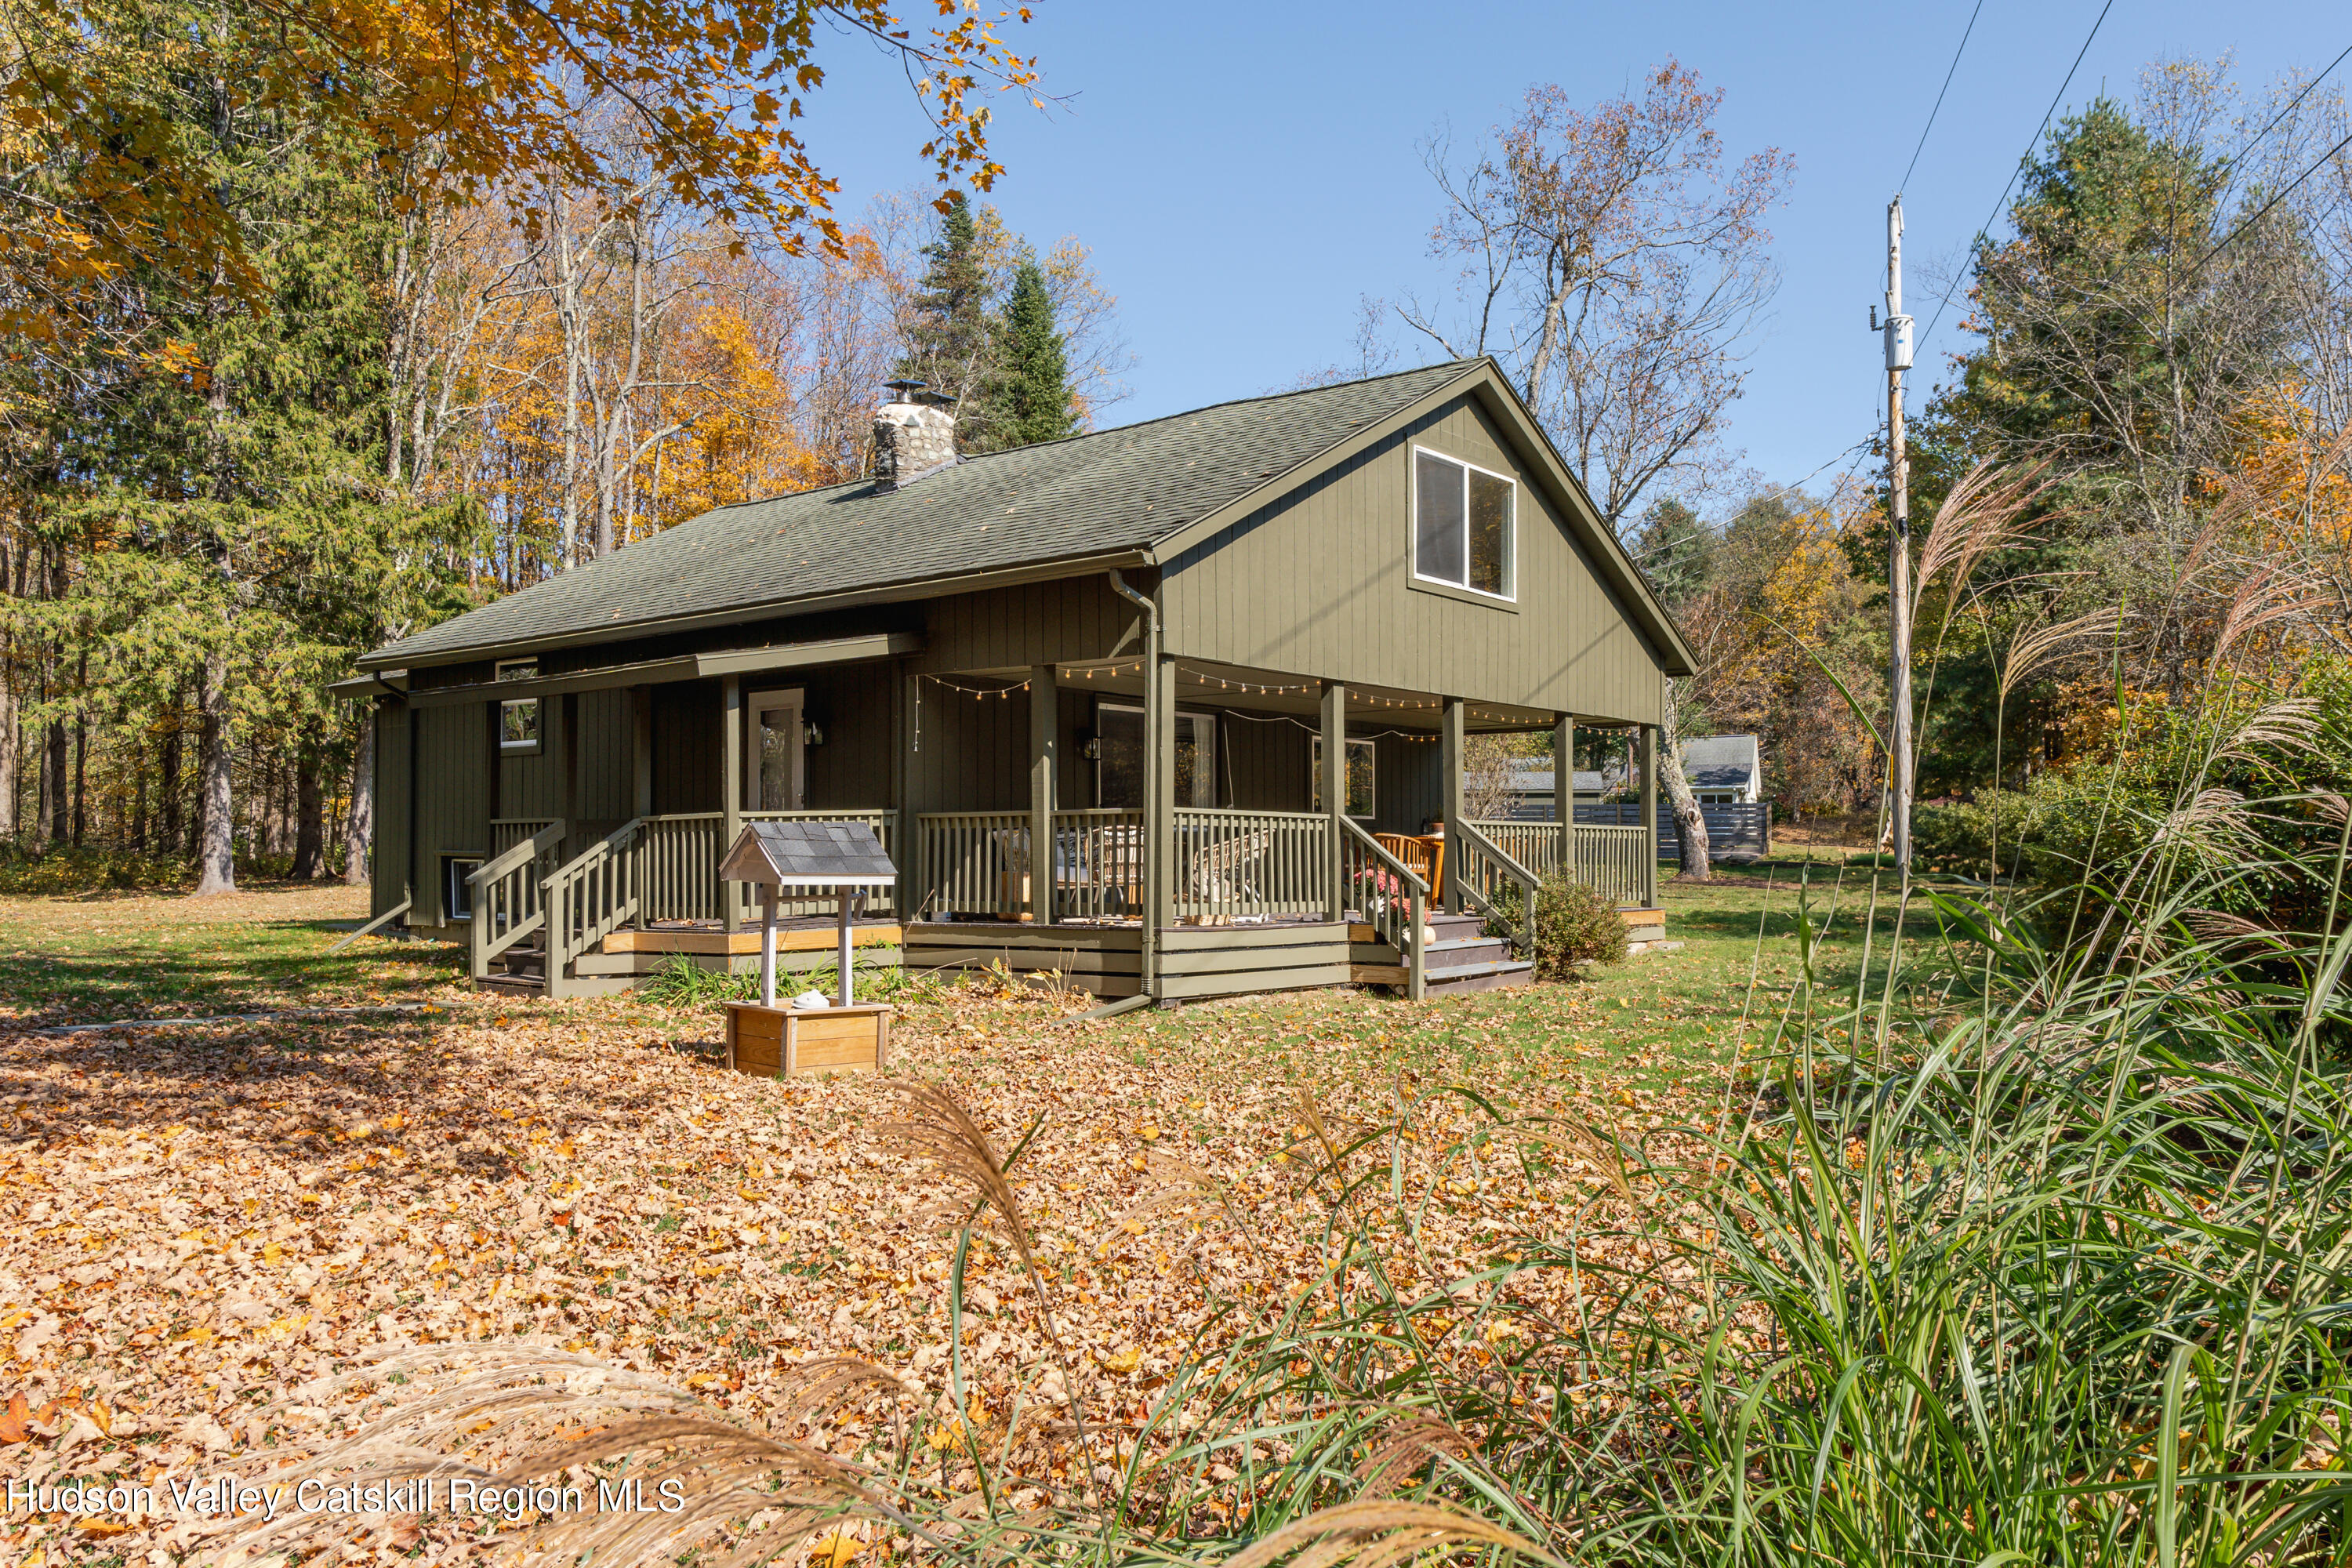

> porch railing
[1341,818,1427,1001]
[1575,825,1650,907]
[528,808,898,997]
[1174,808,1330,924]
[626,811,900,926]
[1467,818,1565,878]
[466,818,566,981]
[1465,818,1653,910]
[1450,818,1540,959]
[1051,809,1145,920]
[916,811,1030,918]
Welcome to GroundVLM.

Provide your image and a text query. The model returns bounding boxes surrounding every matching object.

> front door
[746,688,805,810]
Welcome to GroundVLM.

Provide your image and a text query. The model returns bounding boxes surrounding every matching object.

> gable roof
[364,358,1692,673]
[1681,734,1760,790]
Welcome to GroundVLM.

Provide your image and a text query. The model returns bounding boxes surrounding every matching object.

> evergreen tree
[981,261,1080,449]
[895,194,993,441]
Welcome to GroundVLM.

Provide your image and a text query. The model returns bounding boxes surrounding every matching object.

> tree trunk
[343,715,373,885]
[71,652,87,847]
[44,716,67,844]
[161,695,184,855]
[291,743,324,879]
[193,653,235,895]
[1659,684,1712,882]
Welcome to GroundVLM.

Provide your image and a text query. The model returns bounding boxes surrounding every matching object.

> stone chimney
[873,380,958,492]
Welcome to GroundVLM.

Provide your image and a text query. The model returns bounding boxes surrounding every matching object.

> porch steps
[1348,913,1534,995]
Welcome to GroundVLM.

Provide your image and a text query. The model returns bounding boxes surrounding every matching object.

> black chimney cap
[884,379,924,397]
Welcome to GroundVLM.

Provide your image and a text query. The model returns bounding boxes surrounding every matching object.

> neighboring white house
[1504,734,1762,817]
[1680,735,1762,804]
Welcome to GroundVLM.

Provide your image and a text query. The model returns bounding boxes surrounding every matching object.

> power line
[2190,122,2352,276]
[1899,0,1987,195]
[2216,42,2352,187]
[1916,0,2117,350]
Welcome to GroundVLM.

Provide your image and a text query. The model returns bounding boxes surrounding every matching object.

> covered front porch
[454,648,1658,1001]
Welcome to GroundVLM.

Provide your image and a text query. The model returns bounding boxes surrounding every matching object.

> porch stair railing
[544,816,648,999]
[466,818,567,982]
[1340,817,1428,1002]
[1450,818,1541,960]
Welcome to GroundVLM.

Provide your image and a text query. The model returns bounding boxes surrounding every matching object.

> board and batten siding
[413,702,490,925]
[911,573,1143,677]
[1158,391,1667,726]
[373,701,412,919]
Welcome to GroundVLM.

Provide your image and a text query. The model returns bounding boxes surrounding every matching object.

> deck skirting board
[1156,964,1353,1000]
[1156,922,1347,951]
[902,923,1145,952]
[1156,941,1348,977]
[906,948,1142,979]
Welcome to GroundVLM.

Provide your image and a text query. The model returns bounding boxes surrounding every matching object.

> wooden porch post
[1142,648,1174,995]
[1029,663,1056,923]
[1321,681,1345,923]
[1440,697,1465,914]
[1554,714,1574,872]
[631,688,653,818]
[1639,724,1659,909]
[561,692,579,830]
[721,674,742,932]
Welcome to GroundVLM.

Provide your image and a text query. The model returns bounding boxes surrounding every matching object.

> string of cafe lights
[920,666,1537,731]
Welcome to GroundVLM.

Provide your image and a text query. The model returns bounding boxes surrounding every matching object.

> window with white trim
[1413,447,1515,599]
[495,659,539,753]
[1309,736,1376,818]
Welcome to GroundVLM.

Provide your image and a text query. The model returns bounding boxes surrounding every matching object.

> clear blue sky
[808,2,2343,505]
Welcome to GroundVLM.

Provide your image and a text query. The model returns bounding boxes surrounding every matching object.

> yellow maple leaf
[811,1531,862,1568]
[261,1243,285,1266]
[1099,1345,1142,1374]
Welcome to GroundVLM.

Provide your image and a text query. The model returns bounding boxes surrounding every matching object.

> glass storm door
[748,690,804,810]
[1095,704,1215,808]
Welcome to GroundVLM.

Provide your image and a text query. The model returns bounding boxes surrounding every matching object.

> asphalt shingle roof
[368,360,1484,667]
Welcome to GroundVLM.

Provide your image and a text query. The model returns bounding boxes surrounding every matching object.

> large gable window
[1413,448,1515,600]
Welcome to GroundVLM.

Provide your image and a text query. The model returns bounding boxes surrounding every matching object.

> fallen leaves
[0,902,1731,1563]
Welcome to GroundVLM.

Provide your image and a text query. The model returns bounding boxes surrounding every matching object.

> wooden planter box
[724,1001,892,1078]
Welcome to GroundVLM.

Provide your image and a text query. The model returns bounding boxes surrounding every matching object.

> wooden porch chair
[1185,828,1273,921]
[1374,833,1444,902]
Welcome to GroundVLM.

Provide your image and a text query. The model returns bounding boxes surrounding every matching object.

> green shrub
[638,949,909,1007]
[1529,866,1628,978]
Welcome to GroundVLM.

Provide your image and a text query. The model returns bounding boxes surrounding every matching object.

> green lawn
[0,882,463,1027]
[0,859,1933,1086]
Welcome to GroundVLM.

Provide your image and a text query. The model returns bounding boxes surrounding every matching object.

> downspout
[1106,569,1160,999]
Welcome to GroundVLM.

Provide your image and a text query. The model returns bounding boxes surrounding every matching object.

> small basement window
[496,658,539,753]
[1413,447,1515,599]
[442,855,483,922]
[1309,735,1376,818]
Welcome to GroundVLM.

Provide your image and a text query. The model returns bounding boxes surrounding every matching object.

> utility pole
[1882,194,1915,872]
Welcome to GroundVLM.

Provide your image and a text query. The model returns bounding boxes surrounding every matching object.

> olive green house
[344,358,1693,1002]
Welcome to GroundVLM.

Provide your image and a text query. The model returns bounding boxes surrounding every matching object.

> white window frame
[1410,444,1518,602]
[442,854,483,921]
[1308,735,1377,819]
[495,658,540,753]
[745,687,808,811]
